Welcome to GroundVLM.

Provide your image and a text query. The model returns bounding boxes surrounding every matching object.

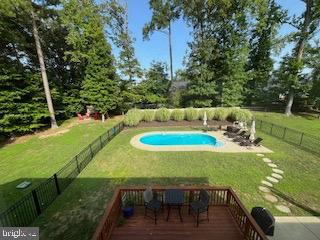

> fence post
[53,174,61,195]
[270,123,274,135]
[283,127,287,139]
[299,133,304,146]
[89,144,94,158]
[32,190,41,216]
[99,136,103,149]
[75,155,80,173]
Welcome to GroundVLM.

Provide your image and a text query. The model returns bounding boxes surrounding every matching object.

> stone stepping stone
[272,173,283,179]
[275,204,291,213]
[261,180,273,187]
[268,163,278,168]
[266,176,279,183]
[272,169,284,174]
[264,194,278,203]
[256,153,264,157]
[263,158,272,163]
[258,186,270,193]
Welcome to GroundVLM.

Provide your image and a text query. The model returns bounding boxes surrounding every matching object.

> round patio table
[165,189,184,222]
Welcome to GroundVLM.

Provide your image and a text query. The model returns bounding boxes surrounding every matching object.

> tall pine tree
[61,0,120,121]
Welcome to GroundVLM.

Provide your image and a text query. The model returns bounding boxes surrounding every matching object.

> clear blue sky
[110,0,306,73]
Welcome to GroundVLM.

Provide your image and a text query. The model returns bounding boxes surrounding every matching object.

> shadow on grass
[271,188,320,216]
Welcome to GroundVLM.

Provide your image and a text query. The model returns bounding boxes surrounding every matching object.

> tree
[281,0,320,115]
[143,0,181,83]
[138,61,170,105]
[31,5,58,128]
[104,0,143,112]
[61,0,121,121]
[306,41,320,109]
[0,0,63,135]
[182,0,252,107]
[245,0,286,105]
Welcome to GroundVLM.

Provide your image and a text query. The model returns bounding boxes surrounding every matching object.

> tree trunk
[284,0,312,116]
[102,114,105,122]
[285,90,294,116]
[168,21,174,83]
[31,8,58,129]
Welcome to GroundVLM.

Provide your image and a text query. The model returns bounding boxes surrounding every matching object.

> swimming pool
[140,133,224,147]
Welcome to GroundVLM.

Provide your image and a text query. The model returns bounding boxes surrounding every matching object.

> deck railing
[91,186,268,240]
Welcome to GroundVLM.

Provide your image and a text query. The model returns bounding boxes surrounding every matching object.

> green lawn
[0,118,121,212]
[30,126,320,240]
[253,111,320,136]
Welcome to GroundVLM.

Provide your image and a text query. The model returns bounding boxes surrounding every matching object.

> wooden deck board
[111,206,244,240]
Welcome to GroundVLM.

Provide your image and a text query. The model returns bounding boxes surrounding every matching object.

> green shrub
[228,108,252,123]
[213,108,229,121]
[171,109,185,121]
[155,108,171,122]
[123,108,143,126]
[185,107,199,121]
[198,108,215,120]
[143,110,155,122]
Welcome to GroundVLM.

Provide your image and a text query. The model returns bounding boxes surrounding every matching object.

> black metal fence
[0,122,124,227]
[256,119,320,155]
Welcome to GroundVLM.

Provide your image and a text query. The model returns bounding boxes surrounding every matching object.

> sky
[111,0,307,73]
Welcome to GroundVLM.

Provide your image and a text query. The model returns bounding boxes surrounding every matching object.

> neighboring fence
[0,122,124,227]
[256,119,320,155]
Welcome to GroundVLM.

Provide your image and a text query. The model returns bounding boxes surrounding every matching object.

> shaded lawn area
[31,127,320,240]
[253,111,320,136]
[0,118,122,212]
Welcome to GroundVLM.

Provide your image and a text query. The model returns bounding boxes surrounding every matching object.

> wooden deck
[91,186,268,240]
[111,206,244,240]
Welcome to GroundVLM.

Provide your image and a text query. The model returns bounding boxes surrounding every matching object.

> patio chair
[189,189,210,227]
[240,137,263,147]
[223,126,240,136]
[143,188,162,224]
[251,207,275,236]
[231,131,247,141]
[224,129,242,138]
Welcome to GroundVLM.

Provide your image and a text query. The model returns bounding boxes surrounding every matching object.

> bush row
[123,107,252,126]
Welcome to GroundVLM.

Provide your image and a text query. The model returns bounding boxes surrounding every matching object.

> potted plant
[122,199,134,218]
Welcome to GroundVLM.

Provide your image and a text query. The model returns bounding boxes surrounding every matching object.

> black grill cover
[251,207,275,236]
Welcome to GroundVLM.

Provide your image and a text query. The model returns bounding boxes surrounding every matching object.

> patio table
[165,189,184,222]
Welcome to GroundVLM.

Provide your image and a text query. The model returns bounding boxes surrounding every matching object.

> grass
[30,126,320,240]
[0,118,122,212]
[253,111,320,136]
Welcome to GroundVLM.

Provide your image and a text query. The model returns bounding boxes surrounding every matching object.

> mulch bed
[134,120,232,128]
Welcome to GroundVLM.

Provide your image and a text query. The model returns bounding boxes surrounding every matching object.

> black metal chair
[231,131,247,141]
[144,189,162,224]
[251,207,275,236]
[240,137,263,146]
[189,189,210,227]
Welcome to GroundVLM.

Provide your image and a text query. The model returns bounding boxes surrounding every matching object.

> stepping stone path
[266,176,279,183]
[258,186,270,193]
[271,173,283,179]
[275,204,291,213]
[255,154,291,213]
[268,163,277,168]
[264,194,278,203]
[261,180,273,187]
[263,158,272,163]
[272,169,284,174]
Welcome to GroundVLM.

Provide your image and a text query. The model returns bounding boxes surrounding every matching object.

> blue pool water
[140,133,224,147]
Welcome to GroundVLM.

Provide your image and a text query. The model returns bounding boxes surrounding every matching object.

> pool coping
[130,130,273,153]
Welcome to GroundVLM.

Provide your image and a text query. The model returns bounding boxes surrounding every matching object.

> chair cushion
[143,188,153,203]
